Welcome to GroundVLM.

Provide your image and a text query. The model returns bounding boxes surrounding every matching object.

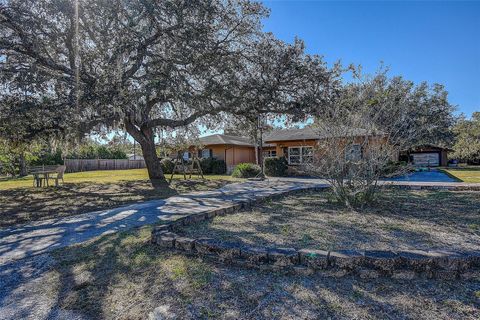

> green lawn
[0,169,242,227]
[0,168,239,190]
[442,166,480,183]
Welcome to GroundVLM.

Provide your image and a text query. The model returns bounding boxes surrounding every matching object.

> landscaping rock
[217,242,241,262]
[152,225,172,239]
[240,246,269,264]
[364,250,400,271]
[175,237,195,252]
[206,210,217,219]
[427,250,464,271]
[224,206,235,214]
[397,250,433,272]
[268,247,298,267]
[189,213,206,223]
[298,249,329,269]
[215,208,226,216]
[329,250,365,270]
[241,201,252,210]
[155,232,177,248]
[194,238,220,255]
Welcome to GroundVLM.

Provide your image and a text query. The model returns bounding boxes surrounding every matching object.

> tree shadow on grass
[179,188,480,252]
[0,179,232,228]
[38,226,480,319]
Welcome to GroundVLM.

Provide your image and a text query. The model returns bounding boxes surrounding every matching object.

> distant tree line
[0,137,130,176]
[451,112,480,164]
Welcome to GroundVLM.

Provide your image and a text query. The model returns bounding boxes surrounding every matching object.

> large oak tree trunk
[139,137,166,185]
[124,118,168,188]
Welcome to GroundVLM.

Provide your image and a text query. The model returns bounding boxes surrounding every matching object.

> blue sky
[262,0,480,117]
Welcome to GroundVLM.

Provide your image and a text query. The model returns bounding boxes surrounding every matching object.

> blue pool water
[386,170,458,182]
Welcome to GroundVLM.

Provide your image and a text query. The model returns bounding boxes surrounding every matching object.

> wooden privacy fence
[64,159,146,173]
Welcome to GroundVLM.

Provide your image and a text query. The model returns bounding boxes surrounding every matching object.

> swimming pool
[386,170,458,182]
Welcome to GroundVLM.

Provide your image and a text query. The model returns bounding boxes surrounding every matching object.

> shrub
[264,156,288,177]
[160,158,175,174]
[200,158,226,174]
[231,163,261,178]
[382,160,410,177]
[200,158,213,173]
[211,159,226,174]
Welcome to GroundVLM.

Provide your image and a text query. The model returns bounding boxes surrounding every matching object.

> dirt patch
[0,179,232,228]
[179,189,480,251]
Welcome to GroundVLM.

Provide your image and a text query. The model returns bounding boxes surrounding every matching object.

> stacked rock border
[151,186,480,280]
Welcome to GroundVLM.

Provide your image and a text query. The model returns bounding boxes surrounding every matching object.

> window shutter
[209,149,213,158]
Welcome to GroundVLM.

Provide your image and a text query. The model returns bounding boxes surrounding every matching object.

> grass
[3,187,480,319]
[3,225,478,319]
[0,169,242,228]
[179,189,480,251]
[442,165,480,183]
[0,168,240,190]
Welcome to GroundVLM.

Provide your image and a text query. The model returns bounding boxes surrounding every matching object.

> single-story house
[194,134,257,173]
[194,127,386,173]
[399,145,453,167]
[187,128,451,173]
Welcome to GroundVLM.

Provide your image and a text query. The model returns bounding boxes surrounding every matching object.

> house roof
[199,134,254,147]
[263,127,373,142]
[199,127,381,147]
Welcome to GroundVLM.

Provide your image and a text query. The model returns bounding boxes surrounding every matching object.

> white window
[201,149,211,159]
[288,146,313,165]
[345,144,362,161]
[263,150,277,158]
[183,152,191,160]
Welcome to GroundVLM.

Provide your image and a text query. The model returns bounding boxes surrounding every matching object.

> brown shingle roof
[263,127,372,142]
[199,134,254,146]
[199,127,380,147]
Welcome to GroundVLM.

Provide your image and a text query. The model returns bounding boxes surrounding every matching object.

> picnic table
[32,170,58,187]
[30,165,66,187]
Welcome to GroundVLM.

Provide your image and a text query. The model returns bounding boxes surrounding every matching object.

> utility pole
[133,139,136,160]
[257,114,266,179]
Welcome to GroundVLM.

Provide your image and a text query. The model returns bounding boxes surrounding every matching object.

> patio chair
[32,173,46,187]
[52,165,66,187]
[29,167,46,187]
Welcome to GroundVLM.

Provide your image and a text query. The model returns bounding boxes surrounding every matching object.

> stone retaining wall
[151,185,480,279]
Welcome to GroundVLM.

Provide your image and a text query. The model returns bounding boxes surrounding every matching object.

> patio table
[32,170,58,187]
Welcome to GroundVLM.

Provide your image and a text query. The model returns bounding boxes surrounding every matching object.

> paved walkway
[2,177,479,266]
[0,178,328,266]
[1,177,479,320]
